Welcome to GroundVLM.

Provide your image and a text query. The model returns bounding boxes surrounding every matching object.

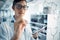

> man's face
[13,1,27,20]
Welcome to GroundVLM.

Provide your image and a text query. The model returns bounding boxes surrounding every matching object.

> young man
[0,0,38,40]
[11,0,32,40]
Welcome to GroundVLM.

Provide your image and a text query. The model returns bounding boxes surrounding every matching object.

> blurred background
[0,0,60,40]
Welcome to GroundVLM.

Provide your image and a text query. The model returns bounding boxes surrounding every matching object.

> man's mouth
[17,14,24,16]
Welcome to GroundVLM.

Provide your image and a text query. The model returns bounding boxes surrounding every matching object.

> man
[0,0,38,40]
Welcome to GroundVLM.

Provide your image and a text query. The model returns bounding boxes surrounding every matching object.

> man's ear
[12,6,15,10]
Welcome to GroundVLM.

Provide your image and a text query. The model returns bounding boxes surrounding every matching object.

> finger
[14,22,20,32]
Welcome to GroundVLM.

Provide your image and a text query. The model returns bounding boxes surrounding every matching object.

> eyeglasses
[15,4,28,10]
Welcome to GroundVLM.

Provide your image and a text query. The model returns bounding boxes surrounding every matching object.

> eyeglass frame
[15,4,29,10]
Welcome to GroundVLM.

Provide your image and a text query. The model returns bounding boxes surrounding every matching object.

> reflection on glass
[50,27,58,40]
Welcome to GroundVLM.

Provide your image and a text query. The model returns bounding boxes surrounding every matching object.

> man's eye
[17,5,21,7]
[24,6,29,8]
[23,6,26,8]
[16,5,21,9]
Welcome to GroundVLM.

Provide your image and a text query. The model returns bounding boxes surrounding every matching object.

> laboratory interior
[0,0,60,40]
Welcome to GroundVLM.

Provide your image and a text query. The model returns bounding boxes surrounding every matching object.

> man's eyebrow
[16,4,27,6]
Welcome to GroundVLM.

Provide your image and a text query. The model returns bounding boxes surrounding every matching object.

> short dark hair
[13,0,27,7]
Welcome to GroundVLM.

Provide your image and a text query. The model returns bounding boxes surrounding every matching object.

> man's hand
[32,32,38,39]
[14,19,27,33]
[11,18,27,40]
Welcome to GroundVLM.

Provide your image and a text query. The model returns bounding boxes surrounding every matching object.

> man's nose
[19,8,25,13]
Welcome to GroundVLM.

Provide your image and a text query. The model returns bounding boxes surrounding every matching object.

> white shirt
[0,20,35,40]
